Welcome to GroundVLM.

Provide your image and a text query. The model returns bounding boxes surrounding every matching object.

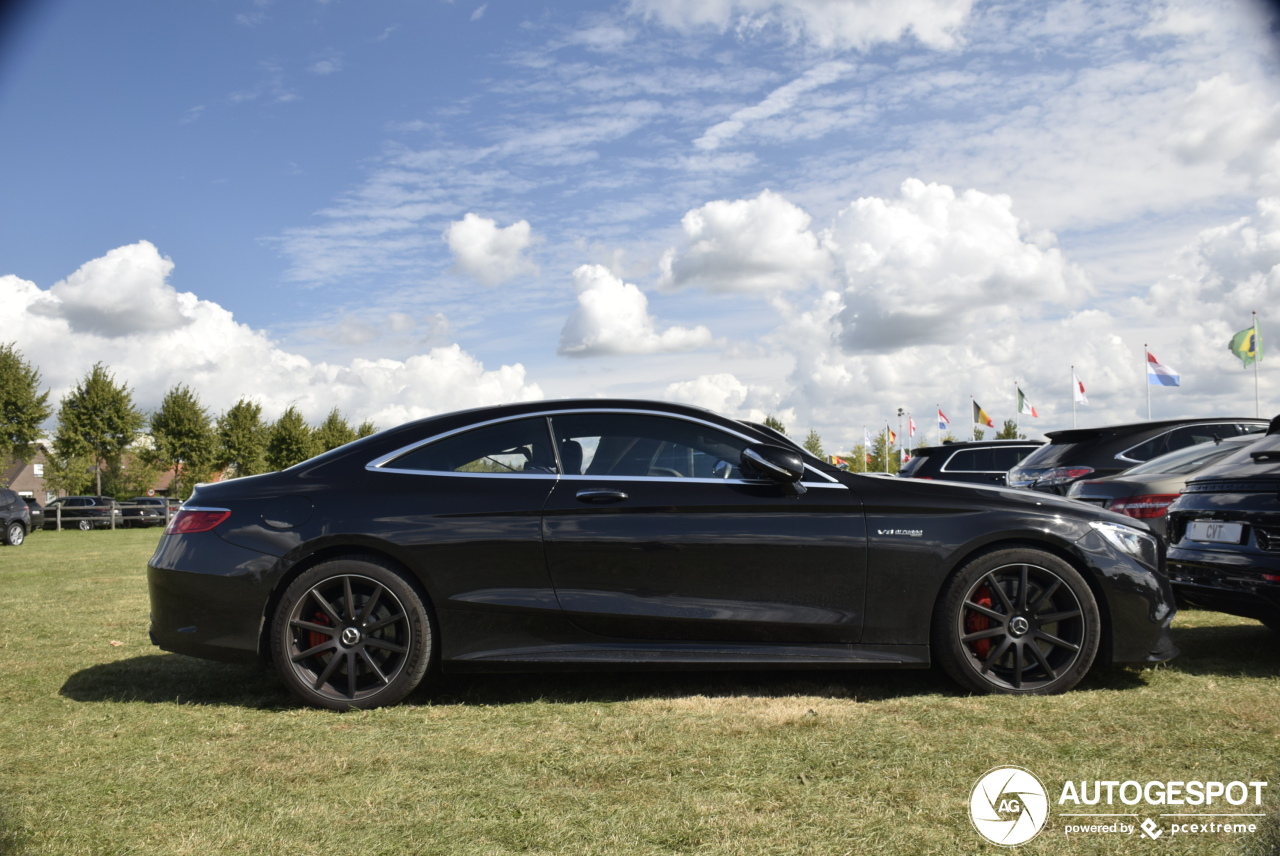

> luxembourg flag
[1146,351,1181,387]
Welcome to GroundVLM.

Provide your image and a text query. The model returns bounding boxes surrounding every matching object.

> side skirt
[442,642,929,672]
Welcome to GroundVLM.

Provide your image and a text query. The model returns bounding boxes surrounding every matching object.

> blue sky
[2,0,1279,450]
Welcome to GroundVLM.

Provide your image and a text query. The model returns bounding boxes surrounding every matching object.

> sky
[2,0,1279,452]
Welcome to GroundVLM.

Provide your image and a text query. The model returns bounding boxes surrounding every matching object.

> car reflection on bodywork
[147,399,1178,710]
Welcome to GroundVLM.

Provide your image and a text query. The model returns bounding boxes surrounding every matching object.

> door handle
[575,488,629,504]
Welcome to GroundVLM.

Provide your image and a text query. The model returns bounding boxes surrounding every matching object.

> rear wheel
[271,558,433,710]
[4,521,24,546]
[933,548,1100,695]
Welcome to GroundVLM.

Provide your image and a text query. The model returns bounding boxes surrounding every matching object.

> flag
[938,408,950,430]
[1017,387,1038,418]
[1073,371,1088,405]
[1229,319,1263,368]
[832,455,847,468]
[888,428,897,445]
[909,416,917,437]
[973,400,994,427]
[901,449,911,464]
[1146,351,1180,387]
[864,428,873,464]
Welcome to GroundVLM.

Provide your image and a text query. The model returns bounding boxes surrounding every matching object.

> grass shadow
[1164,621,1280,679]
[60,654,291,709]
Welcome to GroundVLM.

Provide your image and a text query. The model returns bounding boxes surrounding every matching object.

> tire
[270,558,433,710]
[933,548,1101,695]
[4,522,24,546]
[1261,615,1280,635]
[77,519,92,531]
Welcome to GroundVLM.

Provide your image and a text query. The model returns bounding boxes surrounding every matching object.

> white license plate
[1186,520,1244,544]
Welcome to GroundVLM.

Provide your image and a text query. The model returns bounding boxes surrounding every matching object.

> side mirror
[741,444,808,495]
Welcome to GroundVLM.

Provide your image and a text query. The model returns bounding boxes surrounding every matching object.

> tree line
[0,344,375,499]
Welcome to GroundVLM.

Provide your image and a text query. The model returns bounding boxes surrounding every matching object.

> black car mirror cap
[741,444,808,495]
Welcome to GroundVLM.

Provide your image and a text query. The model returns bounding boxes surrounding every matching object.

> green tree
[266,406,316,471]
[0,343,51,474]
[803,428,824,458]
[148,385,216,499]
[216,398,268,478]
[356,420,377,439]
[866,429,902,474]
[53,363,145,496]
[973,427,985,441]
[101,451,164,500]
[41,451,97,497]
[763,414,788,435]
[314,407,357,452]
[996,419,1027,440]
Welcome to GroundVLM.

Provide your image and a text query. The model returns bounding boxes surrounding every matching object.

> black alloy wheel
[934,548,1100,695]
[4,521,23,546]
[271,558,433,710]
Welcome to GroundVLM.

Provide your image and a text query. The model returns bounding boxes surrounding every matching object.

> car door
[540,410,867,644]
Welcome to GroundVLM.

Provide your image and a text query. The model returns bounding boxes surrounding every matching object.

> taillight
[166,508,230,534]
[1109,494,1179,520]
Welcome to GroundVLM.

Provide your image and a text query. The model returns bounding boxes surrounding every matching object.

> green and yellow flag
[1229,318,1263,367]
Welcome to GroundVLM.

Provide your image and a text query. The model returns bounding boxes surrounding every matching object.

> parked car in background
[149,398,1176,710]
[1166,415,1280,631]
[122,497,172,528]
[22,496,44,532]
[1,489,31,546]
[1066,434,1261,537]
[43,496,123,530]
[1008,418,1267,495]
[898,439,1043,486]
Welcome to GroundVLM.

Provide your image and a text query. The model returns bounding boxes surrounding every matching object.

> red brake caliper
[308,611,332,655]
[966,585,993,658]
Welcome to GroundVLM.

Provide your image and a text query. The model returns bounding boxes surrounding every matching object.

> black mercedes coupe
[147,399,1177,709]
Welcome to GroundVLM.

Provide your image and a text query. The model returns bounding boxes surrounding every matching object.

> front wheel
[4,522,24,546]
[77,519,92,532]
[271,558,433,710]
[933,548,1101,695]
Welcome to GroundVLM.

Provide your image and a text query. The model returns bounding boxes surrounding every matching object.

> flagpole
[1145,344,1151,420]
[1253,311,1260,418]
[1014,378,1019,435]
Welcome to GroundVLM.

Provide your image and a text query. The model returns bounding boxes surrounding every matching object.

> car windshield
[1122,437,1253,476]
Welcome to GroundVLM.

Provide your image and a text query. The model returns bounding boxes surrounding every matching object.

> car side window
[944,448,994,472]
[389,417,558,474]
[991,446,1037,470]
[550,413,748,479]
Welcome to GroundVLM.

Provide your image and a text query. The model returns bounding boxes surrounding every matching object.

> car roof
[1044,417,1266,442]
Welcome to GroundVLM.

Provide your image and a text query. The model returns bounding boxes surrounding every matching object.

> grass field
[0,529,1276,855]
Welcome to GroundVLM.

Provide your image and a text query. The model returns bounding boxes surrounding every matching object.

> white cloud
[445,213,538,285]
[660,190,829,293]
[694,60,853,150]
[26,241,195,337]
[2,243,543,430]
[1169,73,1280,191]
[822,178,1088,351]
[558,264,715,356]
[628,0,975,50]
[664,372,749,412]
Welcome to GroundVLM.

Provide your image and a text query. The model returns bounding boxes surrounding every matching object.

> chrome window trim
[939,444,1040,475]
[365,407,840,485]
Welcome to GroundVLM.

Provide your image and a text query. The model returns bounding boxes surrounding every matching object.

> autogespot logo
[970,766,1050,846]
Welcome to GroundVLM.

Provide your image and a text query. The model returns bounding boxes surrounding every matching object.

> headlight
[1090,520,1160,570]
